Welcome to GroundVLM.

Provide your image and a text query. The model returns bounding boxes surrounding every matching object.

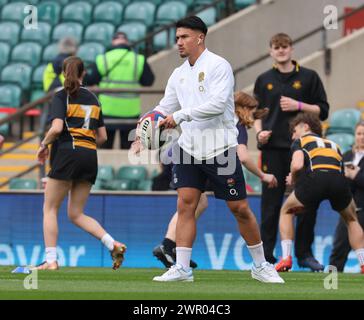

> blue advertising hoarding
[0,192,360,272]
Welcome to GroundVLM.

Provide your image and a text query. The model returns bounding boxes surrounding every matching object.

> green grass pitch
[0,266,363,300]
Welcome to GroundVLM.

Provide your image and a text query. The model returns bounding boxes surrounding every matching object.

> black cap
[176,16,208,35]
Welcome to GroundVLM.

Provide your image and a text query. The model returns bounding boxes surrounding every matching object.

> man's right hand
[257,130,272,145]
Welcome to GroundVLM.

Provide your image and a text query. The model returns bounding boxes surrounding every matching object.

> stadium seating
[137,179,153,191]
[20,21,52,46]
[153,28,175,51]
[78,42,105,65]
[30,64,46,103]
[99,0,130,4]
[235,0,256,10]
[61,1,92,26]
[83,22,115,47]
[9,178,37,190]
[327,108,362,135]
[155,1,188,26]
[104,179,134,190]
[1,2,27,24]
[42,43,59,62]
[0,84,22,107]
[69,0,100,5]
[0,42,11,69]
[123,1,156,28]
[117,22,147,47]
[242,166,262,193]
[97,165,115,182]
[11,42,42,67]
[0,113,9,135]
[52,22,84,43]
[326,133,355,154]
[93,1,124,26]
[1,63,32,90]
[0,22,20,47]
[116,165,148,181]
[196,7,217,26]
[37,1,62,26]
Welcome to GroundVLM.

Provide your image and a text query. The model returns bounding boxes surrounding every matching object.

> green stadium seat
[11,42,42,67]
[0,22,21,47]
[38,1,61,26]
[42,43,59,62]
[93,1,123,26]
[8,0,38,3]
[124,1,156,28]
[84,22,115,47]
[235,0,256,10]
[91,179,104,191]
[99,0,129,4]
[0,0,9,7]
[0,84,22,107]
[31,64,47,92]
[9,178,37,190]
[327,108,362,135]
[52,22,83,43]
[0,42,11,69]
[69,0,99,5]
[196,7,217,26]
[30,89,45,104]
[164,0,194,7]
[97,165,114,181]
[155,1,188,25]
[42,0,70,6]
[0,113,9,136]
[133,0,162,6]
[61,1,92,26]
[1,63,32,90]
[20,21,52,46]
[116,165,147,181]
[153,27,175,51]
[104,179,134,190]
[117,22,147,47]
[1,2,27,23]
[78,42,105,65]
[137,179,153,191]
[326,133,355,154]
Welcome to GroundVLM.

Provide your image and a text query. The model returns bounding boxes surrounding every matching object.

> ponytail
[62,56,84,96]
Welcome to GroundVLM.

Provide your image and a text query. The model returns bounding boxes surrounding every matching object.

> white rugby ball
[138,111,166,150]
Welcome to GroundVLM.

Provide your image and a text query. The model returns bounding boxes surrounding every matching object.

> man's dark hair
[176,16,208,35]
[290,113,323,137]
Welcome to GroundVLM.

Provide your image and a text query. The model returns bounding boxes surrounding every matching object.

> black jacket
[343,150,364,210]
[254,61,329,150]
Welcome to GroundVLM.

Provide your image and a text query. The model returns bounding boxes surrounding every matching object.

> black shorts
[295,170,352,211]
[48,147,98,184]
[172,147,246,201]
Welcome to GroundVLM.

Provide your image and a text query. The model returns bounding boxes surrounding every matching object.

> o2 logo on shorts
[227,178,238,196]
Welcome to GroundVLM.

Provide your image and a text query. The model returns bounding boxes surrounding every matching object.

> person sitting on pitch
[276,113,364,272]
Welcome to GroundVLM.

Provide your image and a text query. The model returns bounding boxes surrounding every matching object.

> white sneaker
[153,264,194,282]
[251,261,285,283]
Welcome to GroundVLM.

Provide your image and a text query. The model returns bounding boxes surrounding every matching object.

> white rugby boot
[153,264,194,282]
[251,261,285,283]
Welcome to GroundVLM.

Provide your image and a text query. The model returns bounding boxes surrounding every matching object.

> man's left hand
[280,96,299,112]
[159,115,177,129]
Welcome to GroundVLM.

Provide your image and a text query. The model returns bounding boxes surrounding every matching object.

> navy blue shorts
[172,147,246,201]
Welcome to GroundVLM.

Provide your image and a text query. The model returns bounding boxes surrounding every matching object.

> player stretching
[276,113,364,272]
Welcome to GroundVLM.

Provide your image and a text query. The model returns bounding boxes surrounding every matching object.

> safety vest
[43,63,65,92]
[96,48,145,118]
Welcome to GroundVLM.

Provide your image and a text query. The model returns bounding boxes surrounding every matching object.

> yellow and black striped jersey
[49,87,104,150]
[291,133,343,172]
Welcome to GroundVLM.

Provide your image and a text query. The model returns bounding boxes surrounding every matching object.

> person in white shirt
[152,16,284,283]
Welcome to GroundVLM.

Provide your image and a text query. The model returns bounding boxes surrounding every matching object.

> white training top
[154,49,238,160]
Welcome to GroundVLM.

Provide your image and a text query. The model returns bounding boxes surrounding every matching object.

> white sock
[176,247,192,271]
[355,248,364,266]
[45,247,57,264]
[281,240,293,259]
[101,233,115,251]
[247,242,266,268]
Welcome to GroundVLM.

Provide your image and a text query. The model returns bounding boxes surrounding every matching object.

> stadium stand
[9,178,37,189]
